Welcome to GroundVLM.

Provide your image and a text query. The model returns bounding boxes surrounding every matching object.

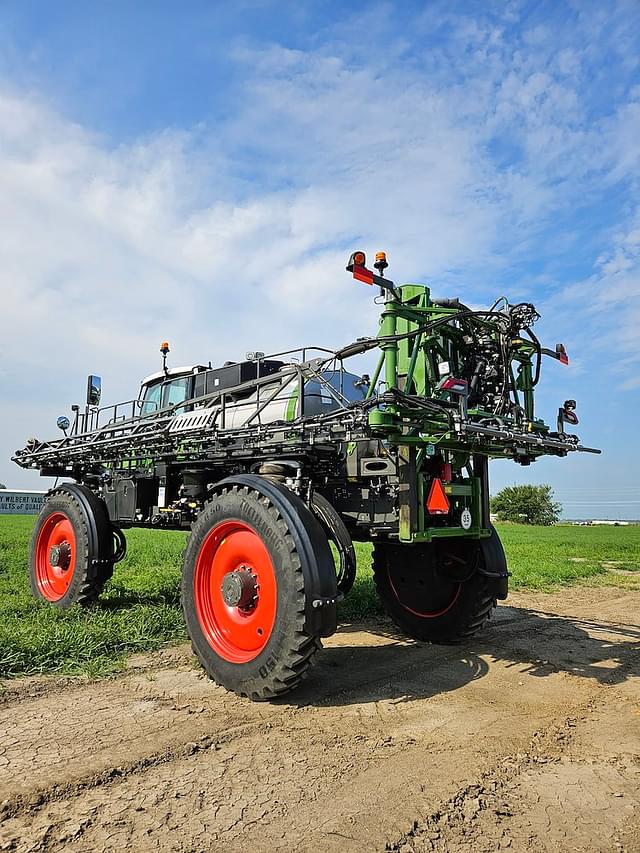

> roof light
[374,251,388,272]
[160,341,170,355]
[426,478,450,514]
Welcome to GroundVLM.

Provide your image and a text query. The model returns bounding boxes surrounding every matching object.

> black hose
[334,309,510,361]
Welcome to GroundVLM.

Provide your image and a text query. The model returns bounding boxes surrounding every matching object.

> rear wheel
[181,484,331,700]
[29,488,113,608]
[372,536,498,642]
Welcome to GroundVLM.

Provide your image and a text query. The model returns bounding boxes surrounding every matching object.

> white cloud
[0,73,507,486]
[544,207,640,387]
[1,4,639,494]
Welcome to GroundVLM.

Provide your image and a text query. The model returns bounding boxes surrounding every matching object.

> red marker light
[346,250,374,284]
[426,478,450,514]
[353,266,374,285]
[439,377,468,394]
[557,343,569,365]
[346,250,366,270]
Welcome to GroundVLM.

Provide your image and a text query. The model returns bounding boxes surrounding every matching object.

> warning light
[374,251,388,272]
[160,341,171,377]
[426,478,450,515]
[345,249,397,293]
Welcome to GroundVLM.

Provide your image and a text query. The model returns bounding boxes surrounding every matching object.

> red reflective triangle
[353,265,374,285]
[426,478,450,514]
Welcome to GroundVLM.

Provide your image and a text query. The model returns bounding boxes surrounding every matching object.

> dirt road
[1,587,638,852]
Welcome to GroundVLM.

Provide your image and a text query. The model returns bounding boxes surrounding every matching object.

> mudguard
[46,483,114,568]
[310,491,357,596]
[210,474,338,638]
[478,525,509,600]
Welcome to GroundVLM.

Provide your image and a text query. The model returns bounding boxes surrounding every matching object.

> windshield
[140,375,191,416]
[140,381,162,416]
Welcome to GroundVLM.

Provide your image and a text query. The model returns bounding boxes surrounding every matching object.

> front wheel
[181,483,335,700]
[29,487,114,608]
[372,535,501,643]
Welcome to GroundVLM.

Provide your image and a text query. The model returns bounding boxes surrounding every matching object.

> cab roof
[140,366,207,387]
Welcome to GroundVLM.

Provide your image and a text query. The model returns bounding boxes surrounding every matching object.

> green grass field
[1,516,638,680]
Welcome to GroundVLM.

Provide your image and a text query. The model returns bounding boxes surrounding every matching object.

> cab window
[140,381,162,416]
[163,376,190,409]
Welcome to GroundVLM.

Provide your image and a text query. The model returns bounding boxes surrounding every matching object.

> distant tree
[491,484,561,526]
[0,483,6,490]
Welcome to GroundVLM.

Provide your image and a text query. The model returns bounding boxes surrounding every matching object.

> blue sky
[0,0,638,518]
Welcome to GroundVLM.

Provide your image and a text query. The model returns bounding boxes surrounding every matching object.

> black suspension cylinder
[472,454,490,529]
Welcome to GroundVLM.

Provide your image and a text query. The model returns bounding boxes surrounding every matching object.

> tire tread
[182,485,321,700]
[372,542,497,643]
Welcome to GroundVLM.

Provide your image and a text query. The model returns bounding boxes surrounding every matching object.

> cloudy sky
[0,0,638,518]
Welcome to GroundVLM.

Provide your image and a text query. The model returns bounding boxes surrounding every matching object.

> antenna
[160,341,170,377]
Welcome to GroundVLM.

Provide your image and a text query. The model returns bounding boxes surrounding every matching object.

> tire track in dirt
[0,608,549,810]
[0,589,638,853]
[1,665,597,852]
[389,690,640,852]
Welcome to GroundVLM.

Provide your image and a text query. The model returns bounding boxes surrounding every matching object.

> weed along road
[0,585,638,853]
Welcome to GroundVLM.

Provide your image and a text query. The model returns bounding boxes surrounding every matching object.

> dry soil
[0,587,638,852]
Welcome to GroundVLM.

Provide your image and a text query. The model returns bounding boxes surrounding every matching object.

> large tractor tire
[181,478,337,700]
[29,484,116,608]
[372,528,507,643]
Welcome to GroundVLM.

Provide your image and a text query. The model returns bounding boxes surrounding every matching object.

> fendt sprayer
[14,252,599,699]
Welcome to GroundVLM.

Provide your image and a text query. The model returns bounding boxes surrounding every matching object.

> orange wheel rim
[193,520,277,663]
[34,512,77,601]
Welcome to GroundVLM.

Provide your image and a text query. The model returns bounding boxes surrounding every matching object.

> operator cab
[139,366,206,416]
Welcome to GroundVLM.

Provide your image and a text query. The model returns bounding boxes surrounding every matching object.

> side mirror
[557,399,579,433]
[86,375,102,407]
[56,416,70,434]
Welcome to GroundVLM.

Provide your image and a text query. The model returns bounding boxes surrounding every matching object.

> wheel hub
[49,541,72,571]
[220,568,258,610]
